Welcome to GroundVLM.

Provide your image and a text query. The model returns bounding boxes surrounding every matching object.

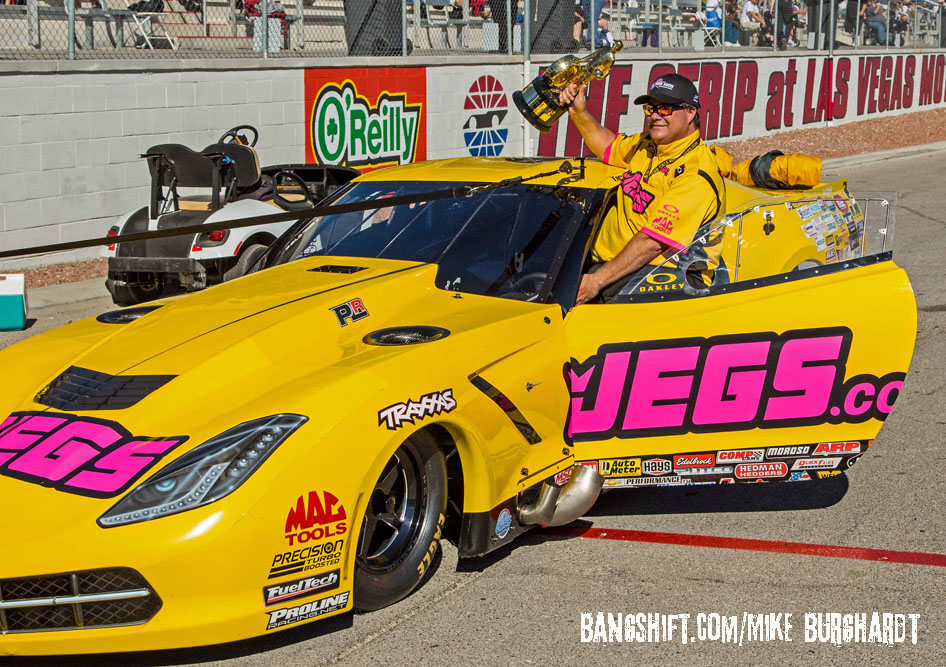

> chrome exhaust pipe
[518,464,605,526]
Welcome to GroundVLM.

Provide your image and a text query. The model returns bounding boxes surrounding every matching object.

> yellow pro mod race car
[0,157,915,654]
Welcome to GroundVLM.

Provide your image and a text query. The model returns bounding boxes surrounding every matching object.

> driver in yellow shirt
[559,73,726,303]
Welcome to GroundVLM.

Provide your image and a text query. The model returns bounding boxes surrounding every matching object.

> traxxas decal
[378,389,456,430]
[0,412,185,498]
[565,328,905,442]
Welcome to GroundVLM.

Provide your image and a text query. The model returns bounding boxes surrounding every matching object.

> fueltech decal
[0,412,184,498]
[285,491,347,546]
[378,389,456,430]
[565,328,905,442]
[265,592,350,630]
[263,570,340,607]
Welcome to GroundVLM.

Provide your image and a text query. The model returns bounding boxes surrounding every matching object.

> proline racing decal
[265,591,350,630]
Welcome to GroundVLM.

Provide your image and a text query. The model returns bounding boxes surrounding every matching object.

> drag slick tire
[354,430,447,611]
[106,278,162,306]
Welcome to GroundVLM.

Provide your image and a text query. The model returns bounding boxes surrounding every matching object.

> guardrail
[0,1,942,62]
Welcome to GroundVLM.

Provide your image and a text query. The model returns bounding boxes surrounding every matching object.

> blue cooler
[0,274,28,331]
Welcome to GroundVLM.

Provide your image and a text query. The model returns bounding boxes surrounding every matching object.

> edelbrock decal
[378,389,456,430]
[565,328,905,442]
[0,412,185,498]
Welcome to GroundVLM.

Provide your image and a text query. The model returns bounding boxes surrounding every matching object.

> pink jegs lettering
[565,328,906,441]
[0,412,185,497]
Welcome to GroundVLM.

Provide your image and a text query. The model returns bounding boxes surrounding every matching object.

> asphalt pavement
[2,145,946,666]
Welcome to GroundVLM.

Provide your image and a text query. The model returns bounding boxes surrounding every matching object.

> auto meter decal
[576,439,869,488]
[463,75,508,157]
[0,411,185,498]
[285,491,347,546]
[564,327,905,442]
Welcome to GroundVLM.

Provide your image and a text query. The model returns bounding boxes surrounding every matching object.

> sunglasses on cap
[642,103,692,117]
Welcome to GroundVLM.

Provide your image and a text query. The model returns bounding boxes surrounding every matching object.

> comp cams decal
[285,491,347,546]
[265,592,350,631]
[565,327,905,442]
[378,389,456,430]
[0,412,185,498]
[263,570,340,607]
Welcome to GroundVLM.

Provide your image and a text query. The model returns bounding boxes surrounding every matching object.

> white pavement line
[823,140,946,171]
[322,570,488,666]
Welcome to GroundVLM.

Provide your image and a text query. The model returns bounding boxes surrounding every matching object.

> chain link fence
[0,0,941,60]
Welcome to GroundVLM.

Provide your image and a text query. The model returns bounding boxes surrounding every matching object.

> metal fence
[0,0,941,61]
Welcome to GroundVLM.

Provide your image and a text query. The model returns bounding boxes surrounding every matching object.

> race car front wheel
[354,430,447,611]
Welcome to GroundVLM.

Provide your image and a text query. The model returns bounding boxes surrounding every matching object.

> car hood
[0,257,561,532]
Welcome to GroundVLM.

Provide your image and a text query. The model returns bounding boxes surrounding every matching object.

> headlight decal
[98,414,307,528]
[0,411,186,498]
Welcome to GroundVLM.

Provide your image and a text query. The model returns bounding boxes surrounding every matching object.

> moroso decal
[305,68,426,170]
[285,491,347,546]
[0,411,185,498]
[565,328,905,442]
[378,389,456,430]
[766,445,811,458]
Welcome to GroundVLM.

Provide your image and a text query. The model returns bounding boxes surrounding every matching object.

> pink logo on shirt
[0,412,185,498]
[621,171,655,214]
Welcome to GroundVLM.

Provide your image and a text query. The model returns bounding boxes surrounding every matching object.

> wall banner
[305,67,428,170]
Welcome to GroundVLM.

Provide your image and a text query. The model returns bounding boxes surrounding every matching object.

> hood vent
[363,326,450,346]
[308,265,367,274]
[96,305,163,324]
[36,366,176,411]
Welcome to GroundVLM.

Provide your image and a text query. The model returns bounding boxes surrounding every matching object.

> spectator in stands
[776,0,794,48]
[889,0,909,44]
[741,0,767,44]
[582,0,606,48]
[724,0,741,44]
[486,0,510,52]
[940,0,946,47]
[861,0,887,44]
[806,0,839,46]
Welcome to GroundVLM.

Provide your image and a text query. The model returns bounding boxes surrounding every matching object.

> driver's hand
[576,272,602,305]
[559,83,588,115]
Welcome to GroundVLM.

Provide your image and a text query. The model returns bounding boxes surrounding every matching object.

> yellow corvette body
[0,157,915,654]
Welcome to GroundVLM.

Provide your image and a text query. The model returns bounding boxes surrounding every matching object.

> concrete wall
[2,50,946,270]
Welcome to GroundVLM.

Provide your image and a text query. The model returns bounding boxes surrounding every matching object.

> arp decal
[263,570,340,607]
[265,591,350,631]
[378,389,456,430]
[812,441,861,456]
[285,491,347,546]
[269,540,344,579]
[0,412,185,498]
[329,298,368,326]
[565,328,905,442]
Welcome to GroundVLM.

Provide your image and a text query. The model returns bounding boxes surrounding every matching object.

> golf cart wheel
[354,430,447,611]
[106,278,162,307]
[223,243,268,282]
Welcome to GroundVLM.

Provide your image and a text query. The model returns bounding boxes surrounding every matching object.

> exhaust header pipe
[518,464,604,527]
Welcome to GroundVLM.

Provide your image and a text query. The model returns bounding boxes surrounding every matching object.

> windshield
[272,181,602,304]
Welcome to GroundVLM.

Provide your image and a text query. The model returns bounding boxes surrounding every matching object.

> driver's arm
[577,232,666,304]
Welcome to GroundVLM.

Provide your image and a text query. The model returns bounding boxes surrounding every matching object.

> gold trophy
[513,41,624,134]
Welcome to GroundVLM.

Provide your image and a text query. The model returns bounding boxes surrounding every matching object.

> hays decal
[305,68,426,170]
[0,412,185,498]
[564,328,905,442]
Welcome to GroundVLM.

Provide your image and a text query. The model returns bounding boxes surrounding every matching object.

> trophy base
[513,79,566,134]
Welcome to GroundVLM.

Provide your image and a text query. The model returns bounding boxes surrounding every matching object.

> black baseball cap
[634,73,700,108]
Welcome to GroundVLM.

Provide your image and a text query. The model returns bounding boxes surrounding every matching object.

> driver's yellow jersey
[593,129,726,284]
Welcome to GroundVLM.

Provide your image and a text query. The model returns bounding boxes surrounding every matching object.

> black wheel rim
[357,443,426,573]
